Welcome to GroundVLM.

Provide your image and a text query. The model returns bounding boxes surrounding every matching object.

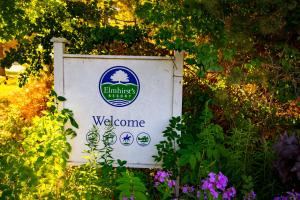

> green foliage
[153,116,181,175]
[0,93,77,199]
[59,125,113,200]
[21,112,72,197]
[136,0,225,76]
[98,122,127,198]
[59,164,111,200]
[1,1,300,199]
[224,119,259,184]
[0,0,166,86]
[84,125,101,165]
[252,140,284,199]
[116,171,148,200]
[222,119,259,198]
[67,122,128,200]
[0,0,27,41]
[99,122,115,167]
[155,102,227,185]
[0,106,27,137]
[179,101,227,184]
[241,175,255,197]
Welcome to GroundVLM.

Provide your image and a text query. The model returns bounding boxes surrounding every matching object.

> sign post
[51,38,183,168]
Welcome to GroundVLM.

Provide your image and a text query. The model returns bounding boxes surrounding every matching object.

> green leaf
[50,90,57,97]
[189,155,197,169]
[49,105,56,113]
[45,149,52,156]
[207,65,223,72]
[117,159,127,166]
[66,142,72,152]
[133,182,147,191]
[65,128,77,138]
[62,108,73,115]
[178,154,190,166]
[119,191,131,200]
[223,48,236,61]
[116,184,131,191]
[198,70,206,78]
[69,117,79,128]
[162,191,171,200]
[134,191,148,200]
[35,156,44,166]
[57,96,67,101]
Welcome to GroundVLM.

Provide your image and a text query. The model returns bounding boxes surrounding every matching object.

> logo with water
[136,132,151,146]
[99,66,140,107]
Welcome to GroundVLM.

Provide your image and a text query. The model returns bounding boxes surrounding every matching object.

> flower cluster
[177,172,239,200]
[201,172,236,200]
[154,170,176,199]
[154,170,176,188]
[274,190,300,200]
[154,171,256,199]
[243,191,256,200]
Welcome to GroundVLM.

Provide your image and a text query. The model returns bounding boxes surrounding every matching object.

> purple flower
[202,180,213,191]
[274,191,300,200]
[204,191,208,200]
[208,172,217,182]
[287,191,300,198]
[130,196,134,200]
[197,191,201,199]
[216,172,228,191]
[210,188,219,199]
[223,191,230,199]
[167,180,176,188]
[228,187,236,196]
[154,170,171,183]
[122,197,128,200]
[182,185,189,193]
[189,186,195,192]
[274,196,288,200]
[222,187,236,200]
[286,191,293,196]
[249,191,256,199]
[244,191,256,200]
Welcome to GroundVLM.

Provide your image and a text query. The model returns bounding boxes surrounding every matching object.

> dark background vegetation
[0,0,299,199]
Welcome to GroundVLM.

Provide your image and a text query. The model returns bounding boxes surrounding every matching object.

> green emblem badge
[136,132,151,146]
[99,66,140,107]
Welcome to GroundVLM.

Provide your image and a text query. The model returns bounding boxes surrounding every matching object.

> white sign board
[52,38,183,168]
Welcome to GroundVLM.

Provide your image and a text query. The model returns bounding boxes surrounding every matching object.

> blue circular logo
[99,66,140,107]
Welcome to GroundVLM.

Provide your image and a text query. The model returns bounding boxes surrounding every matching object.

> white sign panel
[52,38,183,168]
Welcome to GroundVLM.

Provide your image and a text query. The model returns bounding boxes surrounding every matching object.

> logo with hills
[99,66,140,107]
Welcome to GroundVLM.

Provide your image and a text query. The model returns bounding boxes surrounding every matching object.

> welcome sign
[51,38,183,168]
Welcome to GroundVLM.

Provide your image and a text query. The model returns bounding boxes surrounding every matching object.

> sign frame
[51,37,183,168]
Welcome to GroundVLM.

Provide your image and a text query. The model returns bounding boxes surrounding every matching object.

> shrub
[273,133,300,191]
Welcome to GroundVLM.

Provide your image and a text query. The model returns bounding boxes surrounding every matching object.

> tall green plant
[179,101,227,184]
[223,119,258,198]
[153,116,181,175]
[63,121,127,199]
[59,123,117,200]
[116,171,148,200]
[99,122,127,198]
[154,101,228,185]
